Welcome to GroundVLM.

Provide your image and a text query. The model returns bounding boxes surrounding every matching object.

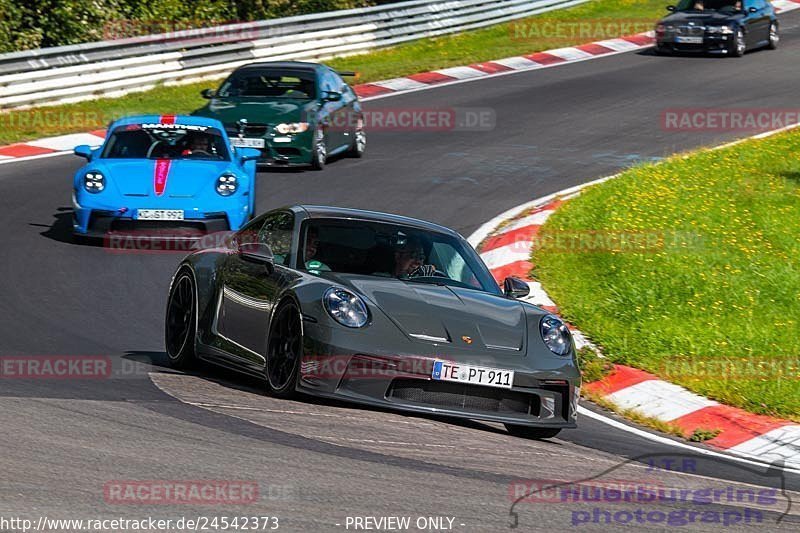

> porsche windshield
[299,218,502,294]
[101,123,230,161]
[217,70,316,99]
[675,0,743,12]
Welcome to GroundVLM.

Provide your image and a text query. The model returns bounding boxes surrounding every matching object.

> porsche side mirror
[201,88,216,99]
[238,147,262,163]
[73,145,93,160]
[503,277,530,299]
[323,91,343,102]
[239,242,274,271]
[666,5,676,11]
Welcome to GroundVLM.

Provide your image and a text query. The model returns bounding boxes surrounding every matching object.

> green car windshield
[299,218,502,295]
[217,70,316,99]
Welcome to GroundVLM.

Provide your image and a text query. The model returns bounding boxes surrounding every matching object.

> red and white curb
[470,174,800,470]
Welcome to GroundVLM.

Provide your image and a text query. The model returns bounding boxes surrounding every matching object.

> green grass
[534,129,800,422]
[0,0,666,145]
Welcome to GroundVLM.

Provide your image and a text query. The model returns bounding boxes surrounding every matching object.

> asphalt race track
[2,11,800,532]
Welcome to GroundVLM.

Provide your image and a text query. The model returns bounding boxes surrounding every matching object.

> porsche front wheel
[165,270,197,368]
[265,301,303,398]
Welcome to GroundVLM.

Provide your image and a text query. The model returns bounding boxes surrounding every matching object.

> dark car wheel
[729,27,746,57]
[310,127,327,171]
[505,424,561,440]
[767,22,779,50]
[265,301,303,398]
[347,118,366,158]
[165,270,197,368]
[654,45,671,56]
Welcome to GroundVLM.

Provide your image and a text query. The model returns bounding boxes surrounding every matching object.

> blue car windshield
[102,123,230,161]
[675,0,742,12]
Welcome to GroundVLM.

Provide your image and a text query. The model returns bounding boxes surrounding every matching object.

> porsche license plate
[675,36,703,44]
[231,137,266,148]
[137,209,184,221]
[432,360,514,389]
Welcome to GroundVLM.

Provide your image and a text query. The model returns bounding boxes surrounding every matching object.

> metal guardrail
[0,0,587,109]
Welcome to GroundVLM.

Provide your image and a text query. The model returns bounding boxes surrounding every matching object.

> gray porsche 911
[164,205,580,438]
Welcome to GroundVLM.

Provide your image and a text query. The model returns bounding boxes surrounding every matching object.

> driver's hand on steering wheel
[409,264,437,277]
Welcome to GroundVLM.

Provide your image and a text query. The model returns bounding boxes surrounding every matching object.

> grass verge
[0,0,666,145]
[535,128,800,422]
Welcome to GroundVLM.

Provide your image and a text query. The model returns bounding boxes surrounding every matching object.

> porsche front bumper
[296,332,579,428]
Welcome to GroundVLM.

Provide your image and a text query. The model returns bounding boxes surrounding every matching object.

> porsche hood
[340,275,530,354]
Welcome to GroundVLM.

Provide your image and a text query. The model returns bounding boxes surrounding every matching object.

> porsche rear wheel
[265,301,303,398]
[504,424,561,440]
[165,270,197,368]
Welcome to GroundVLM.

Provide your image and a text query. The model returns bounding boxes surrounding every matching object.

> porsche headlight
[275,122,309,135]
[707,25,733,34]
[323,287,369,328]
[83,171,105,193]
[540,315,572,356]
[216,173,238,196]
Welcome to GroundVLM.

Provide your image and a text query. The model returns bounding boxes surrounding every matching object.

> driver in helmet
[181,132,212,156]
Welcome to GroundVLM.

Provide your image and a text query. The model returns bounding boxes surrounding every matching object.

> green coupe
[193,61,366,170]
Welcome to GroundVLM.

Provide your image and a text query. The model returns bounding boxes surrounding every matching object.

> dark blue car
[655,0,779,56]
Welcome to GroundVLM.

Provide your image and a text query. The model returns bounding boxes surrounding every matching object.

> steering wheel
[409,264,448,278]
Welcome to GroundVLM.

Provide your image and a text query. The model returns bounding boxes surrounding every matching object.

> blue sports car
[71,114,260,239]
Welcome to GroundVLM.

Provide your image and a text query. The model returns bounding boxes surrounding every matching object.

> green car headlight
[275,123,310,134]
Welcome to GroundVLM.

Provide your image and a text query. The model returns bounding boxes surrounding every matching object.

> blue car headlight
[216,173,238,196]
[540,314,573,356]
[83,171,105,193]
[323,287,369,328]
